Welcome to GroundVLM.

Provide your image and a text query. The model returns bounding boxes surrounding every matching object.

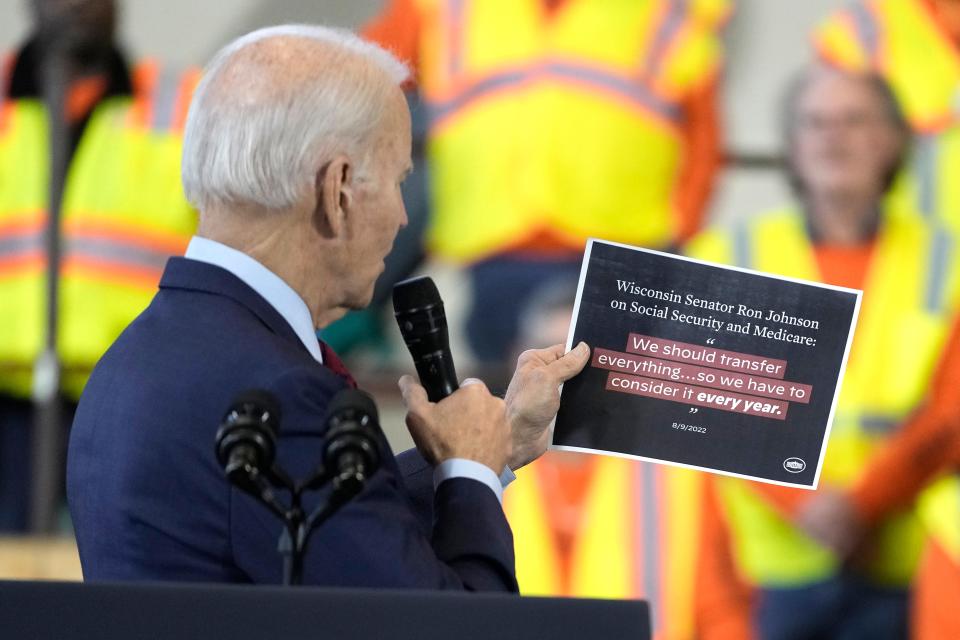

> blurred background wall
[0,0,838,229]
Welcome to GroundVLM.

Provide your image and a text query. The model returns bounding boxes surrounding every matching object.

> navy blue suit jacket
[67,258,517,591]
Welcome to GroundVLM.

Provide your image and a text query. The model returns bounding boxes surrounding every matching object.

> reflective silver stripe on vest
[732,221,752,268]
[860,413,900,434]
[914,133,940,219]
[0,231,44,258]
[427,62,683,127]
[65,237,172,272]
[150,66,182,132]
[446,0,467,79]
[925,229,953,313]
[644,0,688,80]
[543,61,682,122]
[428,68,530,124]
[849,3,880,65]
[639,462,662,634]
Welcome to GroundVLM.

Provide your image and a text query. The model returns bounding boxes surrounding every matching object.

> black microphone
[215,390,281,497]
[393,276,459,402]
[322,389,382,496]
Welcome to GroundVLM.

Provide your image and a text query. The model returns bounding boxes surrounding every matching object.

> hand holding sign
[552,239,860,488]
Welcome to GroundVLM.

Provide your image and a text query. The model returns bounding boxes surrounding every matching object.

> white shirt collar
[184,236,323,364]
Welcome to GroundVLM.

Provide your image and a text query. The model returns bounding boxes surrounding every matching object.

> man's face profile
[338,89,412,310]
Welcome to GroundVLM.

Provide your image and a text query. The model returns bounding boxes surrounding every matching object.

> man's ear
[314,155,353,239]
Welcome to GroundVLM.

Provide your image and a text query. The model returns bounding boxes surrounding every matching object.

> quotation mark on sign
[706,338,716,345]
[689,407,699,414]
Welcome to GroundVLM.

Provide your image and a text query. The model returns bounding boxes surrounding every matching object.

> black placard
[553,239,861,488]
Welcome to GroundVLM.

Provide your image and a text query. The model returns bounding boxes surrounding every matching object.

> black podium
[0,580,650,639]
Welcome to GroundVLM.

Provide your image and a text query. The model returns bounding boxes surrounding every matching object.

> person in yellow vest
[687,64,959,639]
[501,277,707,640]
[0,0,198,530]
[814,0,960,232]
[796,314,960,639]
[363,0,729,363]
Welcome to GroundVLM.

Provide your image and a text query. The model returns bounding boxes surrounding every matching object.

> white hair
[181,24,409,212]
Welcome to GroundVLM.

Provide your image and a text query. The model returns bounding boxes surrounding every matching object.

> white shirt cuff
[433,459,504,504]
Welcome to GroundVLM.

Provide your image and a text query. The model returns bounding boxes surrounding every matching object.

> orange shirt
[926,0,960,45]
[747,241,877,517]
[362,0,722,252]
[65,75,109,124]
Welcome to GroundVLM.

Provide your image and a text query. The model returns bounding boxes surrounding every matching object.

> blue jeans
[756,576,909,640]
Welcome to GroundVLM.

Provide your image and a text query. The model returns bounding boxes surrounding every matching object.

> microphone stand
[219,389,381,586]
[255,465,366,586]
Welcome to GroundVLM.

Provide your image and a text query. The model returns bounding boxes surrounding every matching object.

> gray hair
[181,24,409,212]
[781,65,910,197]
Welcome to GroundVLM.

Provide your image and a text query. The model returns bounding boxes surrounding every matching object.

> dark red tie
[319,340,357,389]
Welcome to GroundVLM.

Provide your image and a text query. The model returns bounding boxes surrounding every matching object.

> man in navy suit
[65,24,590,590]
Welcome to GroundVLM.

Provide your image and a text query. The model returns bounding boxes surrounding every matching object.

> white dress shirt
[184,236,510,502]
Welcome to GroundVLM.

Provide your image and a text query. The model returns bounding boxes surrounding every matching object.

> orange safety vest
[0,57,199,399]
[414,0,728,261]
[814,0,960,230]
[505,455,704,640]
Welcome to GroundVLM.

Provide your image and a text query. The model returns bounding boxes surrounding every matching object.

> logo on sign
[783,457,806,473]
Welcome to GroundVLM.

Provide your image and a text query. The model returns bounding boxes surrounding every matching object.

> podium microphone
[393,276,459,402]
[215,390,281,496]
[322,389,382,496]
[214,389,380,585]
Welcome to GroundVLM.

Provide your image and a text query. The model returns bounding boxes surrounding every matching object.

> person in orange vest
[0,0,198,530]
[363,0,729,364]
[500,278,711,640]
[688,65,945,640]
[814,0,960,231]
[796,318,960,640]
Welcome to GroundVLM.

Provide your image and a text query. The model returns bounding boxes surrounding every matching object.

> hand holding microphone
[399,375,511,474]
[393,276,459,402]
[394,276,510,473]
[393,276,591,473]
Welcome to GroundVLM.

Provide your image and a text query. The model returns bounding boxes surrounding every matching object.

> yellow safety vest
[918,474,960,563]
[685,207,960,586]
[0,60,199,399]
[415,0,728,261]
[505,457,703,640]
[815,0,960,230]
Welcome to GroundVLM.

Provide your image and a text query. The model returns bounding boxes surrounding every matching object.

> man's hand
[399,376,511,473]
[503,342,591,470]
[795,488,865,558]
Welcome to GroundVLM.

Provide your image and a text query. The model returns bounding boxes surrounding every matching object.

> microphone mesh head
[327,389,379,423]
[227,389,282,434]
[393,276,441,313]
